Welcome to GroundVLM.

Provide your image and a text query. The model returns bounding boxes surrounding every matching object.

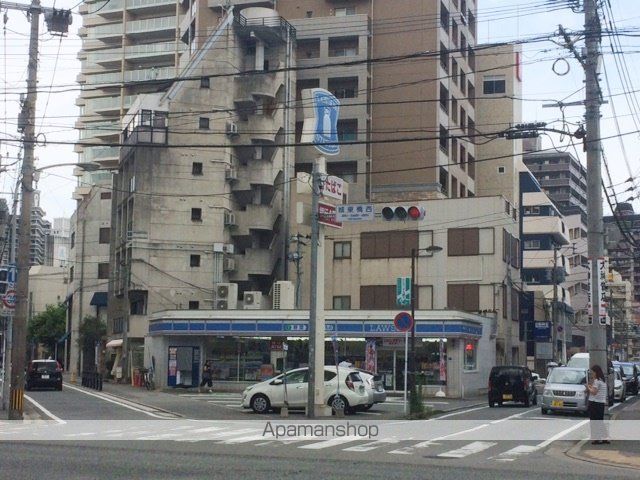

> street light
[410,245,443,413]
[5,160,101,419]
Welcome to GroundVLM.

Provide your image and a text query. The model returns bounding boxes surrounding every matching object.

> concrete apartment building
[28,266,68,318]
[604,202,640,303]
[66,177,113,377]
[49,217,72,267]
[607,269,636,361]
[29,191,52,266]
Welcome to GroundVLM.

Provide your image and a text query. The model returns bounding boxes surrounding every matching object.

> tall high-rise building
[29,191,51,267]
[49,218,72,267]
[604,203,640,303]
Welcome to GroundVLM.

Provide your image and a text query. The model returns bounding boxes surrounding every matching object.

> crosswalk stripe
[493,445,541,462]
[437,441,497,458]
[343,439,400,452]
[221,434,269,444]
[299,437,363,450]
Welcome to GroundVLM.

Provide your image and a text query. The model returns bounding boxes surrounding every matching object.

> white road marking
[62,383,175,419]
[436,405,490,419]
[299,437,362,450]
[438,441,497,458]
[221,434,270,444]
[343,438,400,452]
[24,394,66,424]
[492,444,541,462]
[536,419,589,448]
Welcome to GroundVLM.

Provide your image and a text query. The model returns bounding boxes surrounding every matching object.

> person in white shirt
[586,364,610,444]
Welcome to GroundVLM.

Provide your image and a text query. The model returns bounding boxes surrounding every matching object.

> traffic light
[0,268,7,295]
[380,205,425,221]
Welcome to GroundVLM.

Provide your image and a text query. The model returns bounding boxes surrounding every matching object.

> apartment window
[361,285,404,310]
[192,162,203,175]
[468,83,475,107]
[439,125,448,153]
[296,39,320,60]
[460,184,466,197]
[440,43,449,71]
[451,177,458,198]
[191,208,202,222]
[447,283,479,311]
[440,2,450,32]
[511,288,520,321]
[328,76,358,99]
[460,144,466,170]
[524,239,541,250]
[448,228,479,256]
[335,7,356,16]
[69,266,74,282]
[460,71,467,94]
[460,107,466,133]
[99,227,111,244]
[97,262,110,280]
[360,230,418,259]
[198,117,209,129]
[439,167,449,196]
[452,20,459,46]
[296,78,320,101]
[190,254,201,267]
[451,97,458,123]
[483,75,505,95]
[200,76,210,88]
[113,318,124,334]
[451,58,459,84]
[306,11,313,18]
[337,119,358,141]
[327,161,358,183]
[498,166,506,174]
[461,33,467,57]
[334,241,352,259]
[70,232,75,249]
[189,301,200,310]
[468,154,475,179]
[100,192,111,200]
[502,285,507,318]
[451,137,458,163]
[328,36,358,57]
[502,229,510,262]
[333,296,351,310]
[439,83,449,112]
[511,237,520,268]
[468,48,476,70]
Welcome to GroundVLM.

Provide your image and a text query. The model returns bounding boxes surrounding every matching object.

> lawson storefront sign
[149,318,483,338]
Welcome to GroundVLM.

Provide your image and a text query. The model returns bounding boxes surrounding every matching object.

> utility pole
[288,234,308,309]
[3,1,71,419]
[584,0,608,380]
[552,246,559,362]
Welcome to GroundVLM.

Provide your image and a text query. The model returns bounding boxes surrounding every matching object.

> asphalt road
[4,385,637,480]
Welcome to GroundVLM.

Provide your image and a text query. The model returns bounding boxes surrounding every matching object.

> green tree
[77,315,107,352]
[27,303,67,355]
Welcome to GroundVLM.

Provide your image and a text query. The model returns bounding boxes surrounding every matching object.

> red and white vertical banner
[365,339,377,374]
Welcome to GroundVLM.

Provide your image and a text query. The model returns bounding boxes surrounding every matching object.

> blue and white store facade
[146,310,496,398]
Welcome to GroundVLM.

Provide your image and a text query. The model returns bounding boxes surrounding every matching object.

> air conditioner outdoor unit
[224,212,237,227]
[272,280,295,310]
[225,167,238,181]
[223,257,236,271]
[243,291,262,309]
[226,122,239,136]
[216,282,237,309]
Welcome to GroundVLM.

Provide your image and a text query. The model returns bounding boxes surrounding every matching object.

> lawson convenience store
[146,309,496,398]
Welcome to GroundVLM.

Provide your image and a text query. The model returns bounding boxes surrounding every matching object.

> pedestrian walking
[586,364,609,444]
[199,360,213,393]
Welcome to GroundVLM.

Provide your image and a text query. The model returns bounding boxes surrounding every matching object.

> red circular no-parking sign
[2,290,16,309]
[394,312,414,332]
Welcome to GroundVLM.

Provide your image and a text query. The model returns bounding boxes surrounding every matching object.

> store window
[464,341,477,370]
[334,241,351,259]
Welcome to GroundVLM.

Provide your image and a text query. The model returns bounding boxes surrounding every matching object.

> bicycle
[142,367,155,391]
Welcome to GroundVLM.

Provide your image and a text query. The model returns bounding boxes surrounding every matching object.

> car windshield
[567,356,588,368]
[491,368,524,379]
[620,365,634,376]
[548,369,586,384]
[31,362,58,373]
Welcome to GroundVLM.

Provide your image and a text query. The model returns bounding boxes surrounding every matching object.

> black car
[613,362,639,395]
[25,360,63,391]
[488,366,537,407]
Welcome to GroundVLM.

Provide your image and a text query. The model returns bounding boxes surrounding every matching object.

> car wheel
[250,394,271,414]
[489,401,495,408]
[541,407,548,415]
[329,395,350,414]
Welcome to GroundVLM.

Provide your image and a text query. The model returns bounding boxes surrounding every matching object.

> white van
[567,353,614,404]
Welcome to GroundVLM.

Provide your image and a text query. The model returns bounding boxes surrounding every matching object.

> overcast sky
[0,0,638,222]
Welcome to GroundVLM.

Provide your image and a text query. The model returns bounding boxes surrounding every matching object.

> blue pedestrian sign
[300,88,341,156]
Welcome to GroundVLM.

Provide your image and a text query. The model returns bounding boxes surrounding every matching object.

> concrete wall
[28,266,68,316]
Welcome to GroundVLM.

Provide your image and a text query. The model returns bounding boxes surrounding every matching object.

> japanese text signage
[320,175,344,201]
[336,204,375,222]
[587,257,609,325]
[396,277,411,307]
[318,201,343,229]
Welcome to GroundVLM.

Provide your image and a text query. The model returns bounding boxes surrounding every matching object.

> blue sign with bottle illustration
[300,88,341,156]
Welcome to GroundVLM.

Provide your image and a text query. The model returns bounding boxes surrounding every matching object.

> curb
[565,401,640,471]
[64,382,183,418]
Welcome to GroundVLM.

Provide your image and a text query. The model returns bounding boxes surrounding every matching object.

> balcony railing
[122,110,169,147]
[126,16,176,34]
[234,11,296,39]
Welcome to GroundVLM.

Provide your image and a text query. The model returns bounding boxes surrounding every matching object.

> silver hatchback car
[541,367,589,415]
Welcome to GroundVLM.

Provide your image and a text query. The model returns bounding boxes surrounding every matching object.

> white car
[242,366,370,414]
[614,369,626,402]
[356,370,386,410]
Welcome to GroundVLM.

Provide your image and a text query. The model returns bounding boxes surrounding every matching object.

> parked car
[541,367,588,415]
[25,359,63,391]
[488,366,537,407]
[614,368,626,402]
[356,370,386,410]
[567,353,615,404]
[532,372,547,397]
[241,366,369,414]
[612,362,639,395]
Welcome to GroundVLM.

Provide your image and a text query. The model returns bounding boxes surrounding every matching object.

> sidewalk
[567,397,640,471]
